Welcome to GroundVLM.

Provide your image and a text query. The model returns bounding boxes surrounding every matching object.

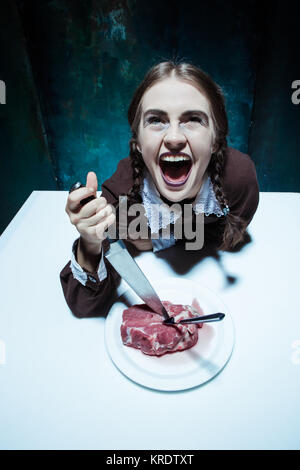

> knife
[104,237,170,321]
[69,182,170,321]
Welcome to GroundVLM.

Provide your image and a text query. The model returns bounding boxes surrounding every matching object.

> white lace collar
[140,167,223,235]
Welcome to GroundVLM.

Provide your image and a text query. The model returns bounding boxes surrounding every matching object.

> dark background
[0,0,299,235]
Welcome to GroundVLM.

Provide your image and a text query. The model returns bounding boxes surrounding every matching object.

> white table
[0,191,299,450]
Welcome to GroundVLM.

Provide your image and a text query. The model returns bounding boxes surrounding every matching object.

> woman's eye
[189,117,203,123]
[148,117,162,124]
[147,116,204,126]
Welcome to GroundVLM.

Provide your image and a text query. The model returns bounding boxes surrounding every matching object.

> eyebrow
[143,108,209,122]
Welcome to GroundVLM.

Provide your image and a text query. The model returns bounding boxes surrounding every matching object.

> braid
[207,142,248,251]
[208,141,229,209]
[120,137,145,206]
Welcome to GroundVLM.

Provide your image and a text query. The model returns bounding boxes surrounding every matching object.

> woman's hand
[65,171,116,253]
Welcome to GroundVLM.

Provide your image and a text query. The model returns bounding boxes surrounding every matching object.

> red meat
[120,300,204,357]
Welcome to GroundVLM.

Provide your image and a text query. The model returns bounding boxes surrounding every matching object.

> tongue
[161,161,191,183]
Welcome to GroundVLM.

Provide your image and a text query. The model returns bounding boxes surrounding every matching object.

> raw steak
[120,299,204,357]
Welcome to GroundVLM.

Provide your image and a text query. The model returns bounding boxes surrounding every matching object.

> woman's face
[136,77,216,202]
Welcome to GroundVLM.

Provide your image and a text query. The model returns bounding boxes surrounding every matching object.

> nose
[163,121,187,148]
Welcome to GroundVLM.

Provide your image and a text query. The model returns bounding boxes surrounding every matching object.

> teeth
[160,155,190,162]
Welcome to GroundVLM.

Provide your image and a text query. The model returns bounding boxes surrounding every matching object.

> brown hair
[124,60,248,251]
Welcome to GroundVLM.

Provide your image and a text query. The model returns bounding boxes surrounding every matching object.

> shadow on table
[125,226,253,289]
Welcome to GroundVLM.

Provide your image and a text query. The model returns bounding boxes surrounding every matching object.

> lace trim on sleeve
[70,238,107,285]
[70,238,88,286]
[97,246,107,281]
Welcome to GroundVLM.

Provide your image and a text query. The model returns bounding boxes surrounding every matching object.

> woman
[60,61,259,318]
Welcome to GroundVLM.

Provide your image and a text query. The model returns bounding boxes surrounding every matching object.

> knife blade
[104,238,170,320]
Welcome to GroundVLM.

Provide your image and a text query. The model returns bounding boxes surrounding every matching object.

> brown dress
[60,146,260,318]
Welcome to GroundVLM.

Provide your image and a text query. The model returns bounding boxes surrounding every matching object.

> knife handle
[69,182,96,206]
[179,312,225,324]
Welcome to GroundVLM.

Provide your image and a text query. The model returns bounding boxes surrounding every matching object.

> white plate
[104,277,235,391]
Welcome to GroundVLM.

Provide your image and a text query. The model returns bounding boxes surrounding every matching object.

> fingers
[65,171,116,243]
[86,171,98,194]
[95,212,116,240]
[72,201,113,228]
[66,187,95,213]
[80,196,108,220]
[67,194,113,227]
[85,202,114,227]
[79,211,116,243]
[66,172,97,214]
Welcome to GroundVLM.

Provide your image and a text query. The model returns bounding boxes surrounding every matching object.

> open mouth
[159,155,193,187]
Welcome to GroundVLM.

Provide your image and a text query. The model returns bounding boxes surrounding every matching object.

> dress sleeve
[59,237,121,319]
[70,237,108,284]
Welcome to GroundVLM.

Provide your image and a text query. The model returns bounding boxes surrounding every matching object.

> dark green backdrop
[0,0,299,235]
